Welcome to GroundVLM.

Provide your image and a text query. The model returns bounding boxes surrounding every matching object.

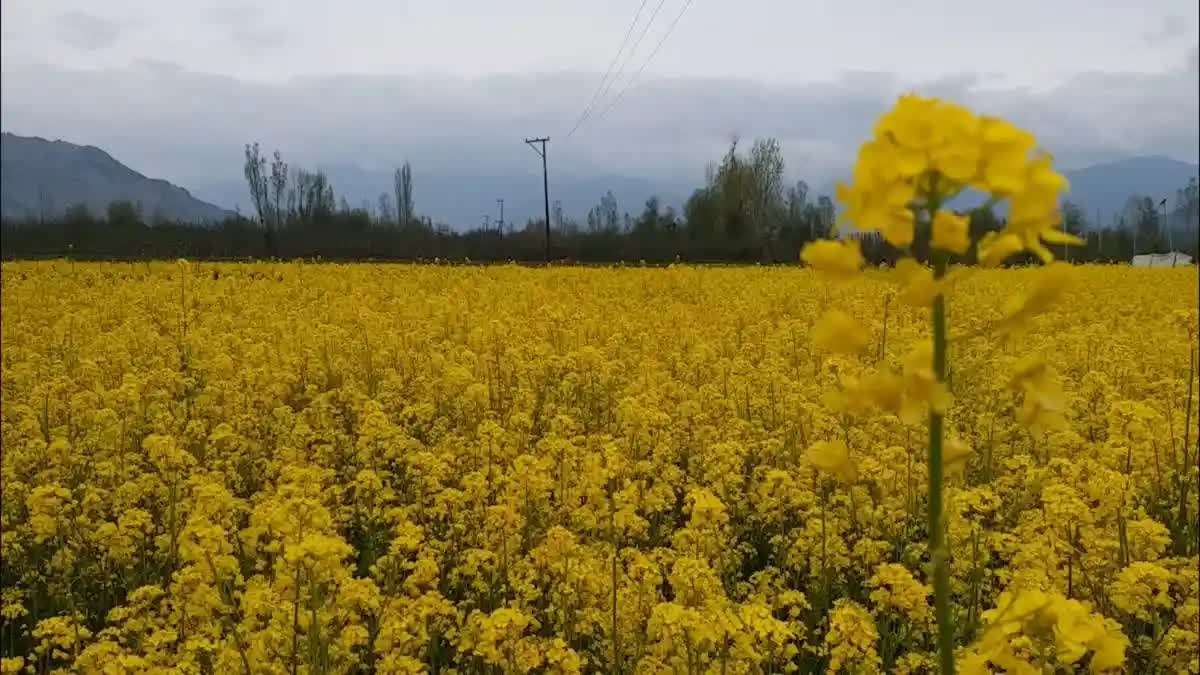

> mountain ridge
[1,132,233,223]
[1062,155,1198,226]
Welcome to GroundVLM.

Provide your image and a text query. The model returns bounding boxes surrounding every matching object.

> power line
[566,0,650,138]
[588,0,694,130]
[585,0,669,122]
[570,0,668,138]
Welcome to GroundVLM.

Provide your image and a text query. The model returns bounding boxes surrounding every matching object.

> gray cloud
[55,11,123,51]
[1144,14,1189,43]
[202,3,261,26]
[200,3,292,51]
[2,55,1196,222]
[229,27,291,49]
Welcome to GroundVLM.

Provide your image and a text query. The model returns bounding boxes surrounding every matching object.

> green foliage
[64,203,95,226]
[106,200,142,228]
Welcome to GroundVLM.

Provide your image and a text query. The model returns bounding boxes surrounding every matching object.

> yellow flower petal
[942,435,972,477]
[800,239,865,279]
[806,440,858,484]
[812,310,870,355]
[977,232,1024,267]
[931,210,972,255]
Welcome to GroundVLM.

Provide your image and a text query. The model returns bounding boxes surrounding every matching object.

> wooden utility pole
[1160,198,1173,261]
[524,137,551,262]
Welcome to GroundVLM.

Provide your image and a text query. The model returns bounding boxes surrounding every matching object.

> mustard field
[0,260,1196,674]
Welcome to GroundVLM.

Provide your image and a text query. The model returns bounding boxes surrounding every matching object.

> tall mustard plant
[802,93,1092,674]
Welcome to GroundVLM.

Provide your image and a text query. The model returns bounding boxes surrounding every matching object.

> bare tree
[787,179,815,239]
[286,186,297,223]
[287,166,305,222]
[393,168,402,227]
[749,137,785,241]
[288,168,336,225]
[394,162,414,228]
[1060,200,1087,261]
[588,190,619,232]
[243,143,270,227]
[816,196,835,238]
[270,150,288,229]
[295,169,315,224]
[37,184,55,225]
[378,193,394,225]
[313,171,335,222]
[713,137,753,238]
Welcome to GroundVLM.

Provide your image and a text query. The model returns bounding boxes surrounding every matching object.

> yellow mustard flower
[931,210,972,255]
[807,439,859,484]
[812,310,870,355]
[801,239,865,278]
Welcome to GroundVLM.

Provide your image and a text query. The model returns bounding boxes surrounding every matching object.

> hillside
[1063,156,1198,227]
[1,132,232,224]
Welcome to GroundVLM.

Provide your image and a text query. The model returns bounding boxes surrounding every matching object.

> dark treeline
[3,139,1198,264]
[0,219,830,264]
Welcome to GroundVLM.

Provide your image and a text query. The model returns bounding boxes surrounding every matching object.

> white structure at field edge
[1131,252,1194,267]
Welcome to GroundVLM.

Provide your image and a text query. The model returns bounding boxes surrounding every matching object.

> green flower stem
[930,249,956,675]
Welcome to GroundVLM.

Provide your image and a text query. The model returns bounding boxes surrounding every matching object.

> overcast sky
[2,0,1198,216]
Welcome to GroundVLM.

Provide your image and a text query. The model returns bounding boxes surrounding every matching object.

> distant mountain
[1063,156,1198,227]
[1,132,233,224]
[930,155,1197,226]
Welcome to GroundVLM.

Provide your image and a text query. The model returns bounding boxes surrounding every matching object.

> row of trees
[240,144,428,254]
[3,139,1197,264]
